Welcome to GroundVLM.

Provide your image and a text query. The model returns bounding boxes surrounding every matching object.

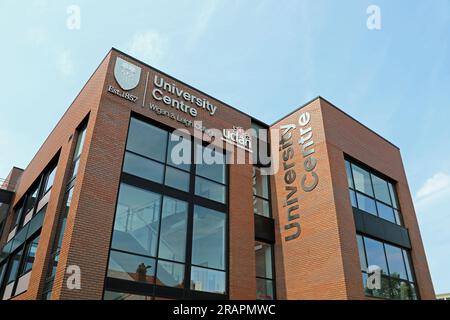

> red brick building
[0,49,435,300]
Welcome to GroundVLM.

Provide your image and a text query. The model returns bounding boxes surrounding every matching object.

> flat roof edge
[270,96,400,150]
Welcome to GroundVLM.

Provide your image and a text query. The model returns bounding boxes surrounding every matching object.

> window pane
[192,206,226,270]
[357,235,367,272]
[376,202,396,223]
[104,291,152,300]
[158,197,188,262]
[364,238,388,275]
[123,152,164,184]
[196,146,226,184]
[371,174,391,204]
[352,164,374,196]
[127,118,168,162]
[388,183,399,209]
[167,133,191,171]
[165,167,190,192]
[195,177,226,204]
[44,166,57,193]
[74,125,87,159]
[156,260,184,288]
[190,266,226,294]
[71,158,80,180]
[356,193,377,215]
[256,278,274,300]
[349,190,357,208]
[253,196,270,217]
[345,160,354,189]
[6,249,23,284]
[22,235,40,274]
[108,250,155,284]
[112,184,161,257]
[253,167,269,199]
[385,244,408,280]
[402,250,414,282]
[255,242,273,279]
[25,185,39,215]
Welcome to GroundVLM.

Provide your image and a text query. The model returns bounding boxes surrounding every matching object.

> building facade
[0,49,435,300]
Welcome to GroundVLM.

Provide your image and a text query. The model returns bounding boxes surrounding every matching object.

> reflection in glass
[112,184,161,257]
[158,197,188,262]
[195,178,226,204]
[123,152,164,183]
[352,164,374,196]
[190,266,226,294]
[165,167,190,192]
[127,118,168,162]
[108,250,155,284]
[256,278,274,300]
[371,174,391,204]
[156,260,184,288]
[356,193,377,215]
[192,206,226,270]
[364,238,388,275]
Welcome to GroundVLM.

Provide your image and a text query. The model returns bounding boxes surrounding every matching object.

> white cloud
[57,49,74,76]
[415,172,450,207]
[127,31,167,65]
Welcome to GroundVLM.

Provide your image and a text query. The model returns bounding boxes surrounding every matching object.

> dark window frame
[104,114,230,300]
[255,241,276,300]
[345,158,403,226]
[356,234,419,300]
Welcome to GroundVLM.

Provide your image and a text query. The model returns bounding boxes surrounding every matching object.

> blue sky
[0,0,449,294]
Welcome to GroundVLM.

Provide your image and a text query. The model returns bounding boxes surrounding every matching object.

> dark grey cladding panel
[0,189,13,204]
[254,214,275,244]
[353,208,411,249]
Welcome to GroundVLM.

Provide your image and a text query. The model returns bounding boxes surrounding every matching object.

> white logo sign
[114,57,142,91]
[222,126,252,152]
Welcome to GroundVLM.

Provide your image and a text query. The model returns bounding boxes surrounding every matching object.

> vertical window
[255,242,275,300]
[43,165,57,194]
[21,235,40,275]
[253,167,271,217]
[42,120,87,300]
[345,159,403,225]
[71,123,87,180]
[5,249,23,285]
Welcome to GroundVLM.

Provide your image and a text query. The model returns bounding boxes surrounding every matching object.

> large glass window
[356,235,417,300]
[346,159,403,225]
[106,117,228,299]
[255,242,275,300]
